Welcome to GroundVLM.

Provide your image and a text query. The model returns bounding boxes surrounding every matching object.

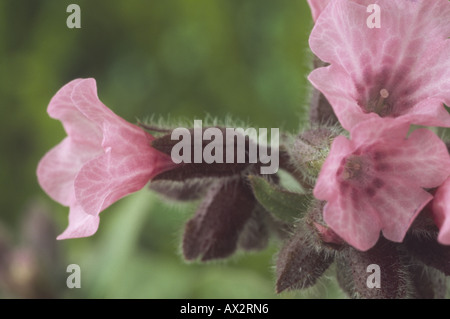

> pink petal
[69,78,162,150]
[309,0,450,129]
[307,0,330,22]
[57,201,100,240]
[399,40,450,124]
[37,79,106,205]
[349,117,410,145]
[310,0,450,77]
[432,178,450,245]
[323,196,381,251]
[351,120,448,242]
[437,218,450,245]
[48,79,102,144]
[308,65,376,130]
[373,176,432,243]
[74,134,174,216]
[323,175,431,251]
[309,0,376,75]
[389,128,450,188]
[69,79,120,129]
[402,93,450,128]
[313,135,354,202]
[350,119,450,189]
[37,137,102,206]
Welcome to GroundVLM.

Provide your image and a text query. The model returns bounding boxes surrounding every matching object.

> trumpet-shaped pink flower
[37,79,175,239]
[314,118,450,251]
[307,0,330,22]
[308,0,450,130]
[431,178,450,245]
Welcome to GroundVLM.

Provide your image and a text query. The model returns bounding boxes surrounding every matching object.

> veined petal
[37,137,102,206]
[48,79,102,144]
[349,120,450,188]
[310,0,450,77]
[314,136,353,201]
[57,201,100,240]
[432,178,450,245]
[374,176,432,243]
[69,78,158,151]
[402,95,450,128]
[437,218,450,246]
[74,137,174,216]
[386,128,450,188]
[309,0,372,74]
[323,197,381,251]
[400,40,450,116]
[349,117,410,146]
[308,65,375,130]
[307,0,330,22]
[69,79,121,130]
[309,0,450,129]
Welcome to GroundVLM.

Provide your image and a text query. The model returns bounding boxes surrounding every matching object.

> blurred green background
[0,0,344,298]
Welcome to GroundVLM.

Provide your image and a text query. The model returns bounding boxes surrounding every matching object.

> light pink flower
[313,118,450,251]
[431,177,450,245]
[37,79,175,239]
[308,0,450,130]
[307,0,330,22]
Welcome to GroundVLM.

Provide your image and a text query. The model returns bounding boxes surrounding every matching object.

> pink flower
[431,177,450,245]
[307,0,330,22]
[37,79,175,239]
[308,0,450,130]
[313,118,450,251]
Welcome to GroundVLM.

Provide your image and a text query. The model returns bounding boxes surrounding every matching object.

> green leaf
[248,175,310,221]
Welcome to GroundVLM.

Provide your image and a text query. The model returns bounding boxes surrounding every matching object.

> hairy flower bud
[149,179,210,201]
[404,234,450,276]
[238,206,270,252]
[288,126,340,184]
[410,263,447,299]
[182,178,256,261]
[305,200,344,250]
[275,223,334,293]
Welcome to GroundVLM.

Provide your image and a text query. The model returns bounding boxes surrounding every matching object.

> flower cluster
[309,0,450,251]
[35,0,450,299]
